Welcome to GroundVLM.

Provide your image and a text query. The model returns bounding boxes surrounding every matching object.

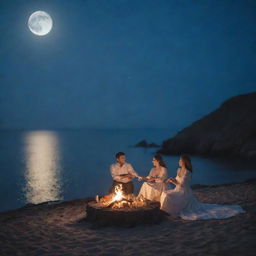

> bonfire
[87,185,162,226]
[97,184,147,209]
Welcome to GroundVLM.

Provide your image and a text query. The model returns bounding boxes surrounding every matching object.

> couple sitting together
[109,152,245,220]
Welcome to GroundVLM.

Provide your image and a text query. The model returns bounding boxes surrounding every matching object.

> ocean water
[0,129,255,212]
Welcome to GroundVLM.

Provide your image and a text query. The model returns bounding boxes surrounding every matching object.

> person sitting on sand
[138,154,168,201]
[109,152,139,195]
[160,155,245,220]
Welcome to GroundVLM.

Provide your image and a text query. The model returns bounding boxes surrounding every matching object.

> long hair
[180,155,192,172]
[154,154,166,168]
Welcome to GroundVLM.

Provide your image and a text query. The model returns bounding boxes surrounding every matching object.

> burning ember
[97,184,147,209]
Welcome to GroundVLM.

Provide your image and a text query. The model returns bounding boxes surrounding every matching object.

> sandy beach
[0,179,255,256]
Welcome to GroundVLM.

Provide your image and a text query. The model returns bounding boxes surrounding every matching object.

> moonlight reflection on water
[23,131,62,204]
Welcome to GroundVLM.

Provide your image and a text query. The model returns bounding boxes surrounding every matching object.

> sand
[0,179,255,256]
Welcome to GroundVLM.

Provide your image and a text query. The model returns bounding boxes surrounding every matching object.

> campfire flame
[112,184,124,202]
[99,184,147,209]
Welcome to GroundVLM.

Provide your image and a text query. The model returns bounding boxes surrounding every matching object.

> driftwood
[86,200,163,227]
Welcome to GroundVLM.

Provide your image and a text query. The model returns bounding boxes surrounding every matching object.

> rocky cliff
[158,92,256,159]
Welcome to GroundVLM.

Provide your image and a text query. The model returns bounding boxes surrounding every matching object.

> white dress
[138,167,168,201]
[160,168,245,220]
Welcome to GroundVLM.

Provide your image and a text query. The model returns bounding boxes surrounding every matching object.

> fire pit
[86,185,163,227]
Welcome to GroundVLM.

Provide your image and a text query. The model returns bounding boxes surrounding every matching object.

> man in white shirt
[109,152,139,195]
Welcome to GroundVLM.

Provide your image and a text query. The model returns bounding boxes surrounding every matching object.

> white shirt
[110,162,139,183]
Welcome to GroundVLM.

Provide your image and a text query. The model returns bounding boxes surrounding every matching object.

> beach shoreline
[1,179,255,256]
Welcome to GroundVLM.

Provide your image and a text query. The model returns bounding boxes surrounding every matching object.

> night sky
[1,0,256,130]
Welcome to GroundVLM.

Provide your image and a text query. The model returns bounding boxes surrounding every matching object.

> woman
[138,154,168,201]
[160,155,245,220]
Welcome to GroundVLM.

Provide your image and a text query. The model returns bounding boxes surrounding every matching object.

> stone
[85,201,163,227]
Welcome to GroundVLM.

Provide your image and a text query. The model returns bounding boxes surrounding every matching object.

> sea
[0,129,256,212]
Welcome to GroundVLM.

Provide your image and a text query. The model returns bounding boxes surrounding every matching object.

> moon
[28,11,53,36]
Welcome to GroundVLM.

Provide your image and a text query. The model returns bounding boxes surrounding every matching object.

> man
[109,152,139,195]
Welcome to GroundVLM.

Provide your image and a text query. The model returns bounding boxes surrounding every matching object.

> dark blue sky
[1,0,255,129]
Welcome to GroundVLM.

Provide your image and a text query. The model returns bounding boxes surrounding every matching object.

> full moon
[28,11,53,36]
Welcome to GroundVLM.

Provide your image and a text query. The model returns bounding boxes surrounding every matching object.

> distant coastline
[157,92,256,159]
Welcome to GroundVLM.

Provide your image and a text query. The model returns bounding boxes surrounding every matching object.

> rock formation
[158,92,256,159]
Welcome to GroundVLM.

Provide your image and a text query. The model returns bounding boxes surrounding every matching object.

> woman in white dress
[138,155,168,201]
[160,155,245,220]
